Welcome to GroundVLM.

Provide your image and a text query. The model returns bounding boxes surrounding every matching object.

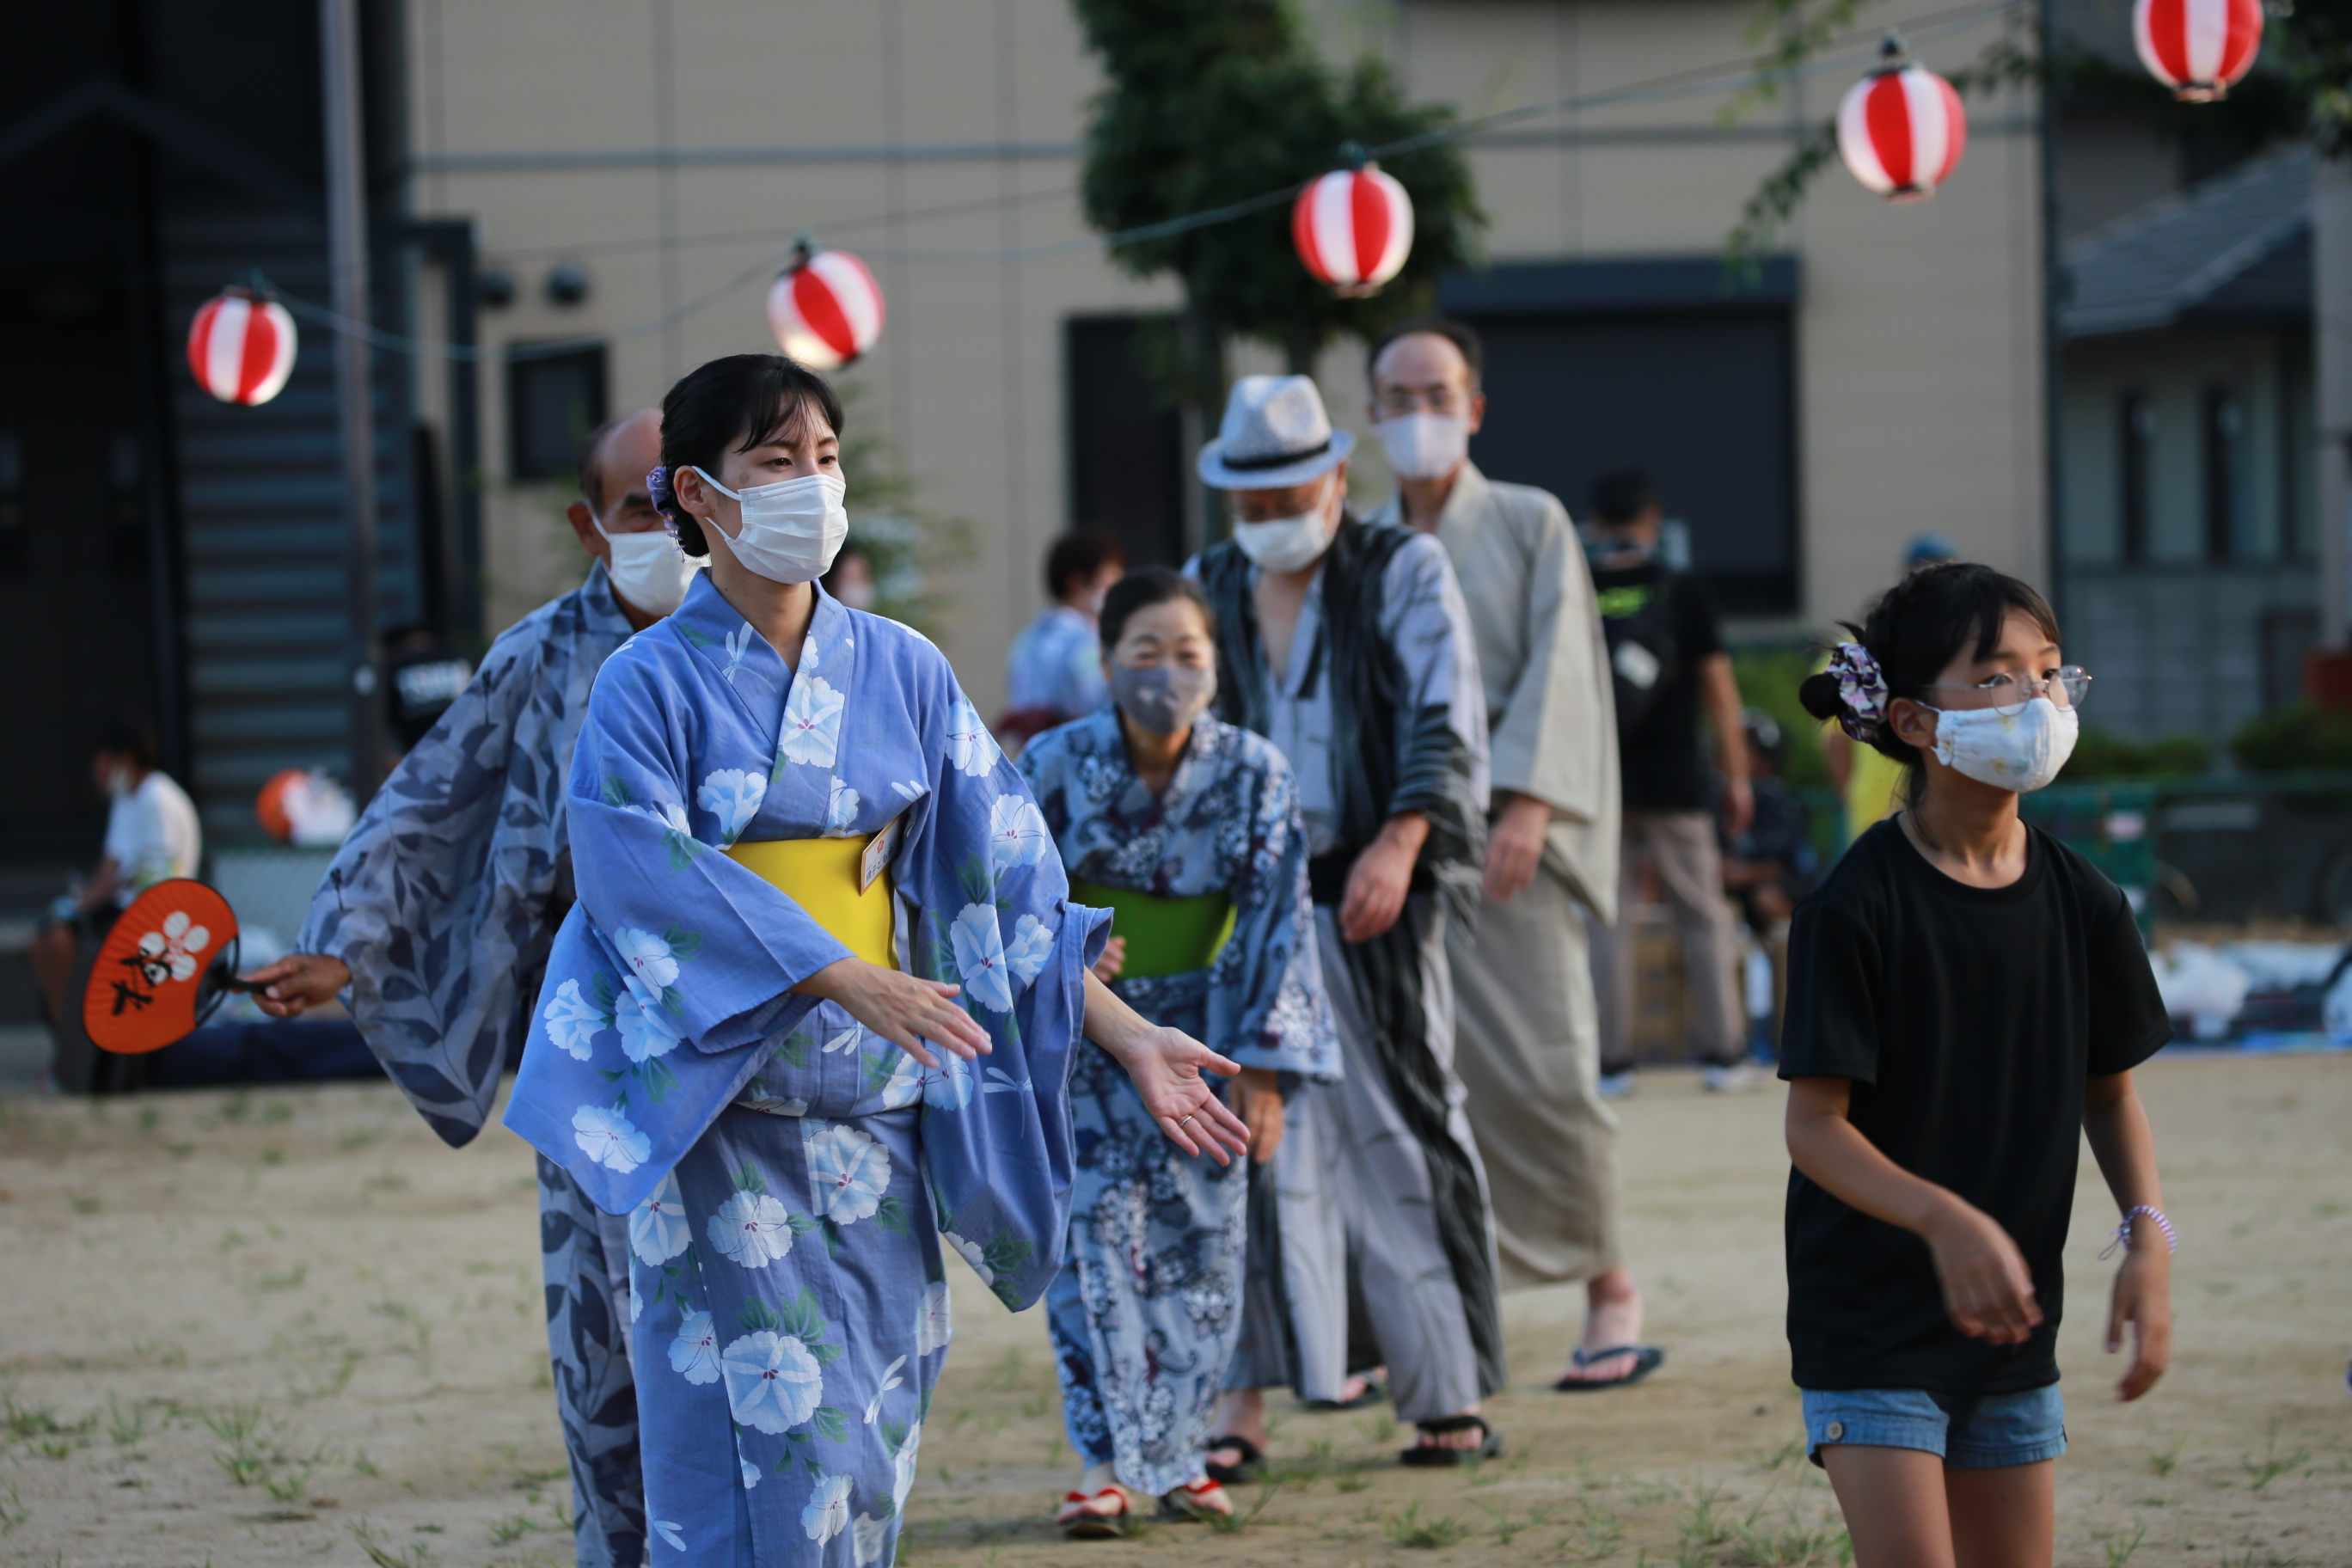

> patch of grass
[1724,1504,1849,1567]
[1017,1391,1050,1420]
[260,1147,286,1166]
[256,1262,309,1292]
[1202,1479,1284,1534]
[1558,1498,1625,1562]
[1383,1501,1473,1550]
[138,1104,160,1135]
[2241,1421,2310,1491]
[1756,1437,1805,1471]
[0,1479,24,1534]
[1331,1467,1373,1493]
[1677,1482,1741,1548]
[167,1142,195,1158]
[1355,1412,1397,1445]
[978,1347,1024,1391]
[338,1126,384,1152]
[68,1194,101,1215]
[261,1098,293,1124]
[2098,1522,2147,1568]
[2147,1438,2184,1478]
[351,1518,432,1568]
[107,1393,155,1446]
[201,1402,282,1486]
[365,1166,412,1192]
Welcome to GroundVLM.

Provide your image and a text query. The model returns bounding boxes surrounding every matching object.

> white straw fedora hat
[1195,374,1355,491]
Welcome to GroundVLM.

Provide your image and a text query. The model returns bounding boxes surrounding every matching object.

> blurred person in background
[383,623,474,752]
[1001,526,1125,748]
[1823,533,1956,842]
[822,538,878,611]
[236,407,679,1568]
[1583,469,1764,1096]
[1365,321,1659,1393]
[1720,709,1816,1057]
[30,714,202,1085]
[1191,373,1508,1467]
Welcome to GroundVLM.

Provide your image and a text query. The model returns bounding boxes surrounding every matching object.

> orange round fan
[81,880,258,1054]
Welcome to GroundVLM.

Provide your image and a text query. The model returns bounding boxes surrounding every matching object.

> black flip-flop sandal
[1302,1373,1388,1412]
[1553,1344,1666,1393]
[1399,1414,1502,1467]
[1202,1433,1266,1485]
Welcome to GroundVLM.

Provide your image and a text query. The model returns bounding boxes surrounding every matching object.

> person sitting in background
[1720,709,1816,1057]
[30,714,201,1032]
[1001,526,1126,748]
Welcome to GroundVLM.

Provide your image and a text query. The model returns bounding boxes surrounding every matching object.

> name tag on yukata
[861,812,904,893]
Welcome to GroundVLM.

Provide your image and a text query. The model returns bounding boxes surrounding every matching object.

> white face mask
[689,468,848,585]
[1931,696,2079,793]
[1230,477,1336,573]
[1375,412,1469,481]
[594,512,701,616]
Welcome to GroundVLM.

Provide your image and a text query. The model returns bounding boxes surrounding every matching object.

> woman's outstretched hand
[793,956,992,1070]
[239,953,352,1019]
[1081,971,1249,1163]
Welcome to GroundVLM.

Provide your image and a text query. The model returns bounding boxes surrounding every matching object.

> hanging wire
[259,0,2028,360]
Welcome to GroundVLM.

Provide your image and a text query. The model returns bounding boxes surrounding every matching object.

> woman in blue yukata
[1017,570,1338,1537]
[503,355,1251,1567]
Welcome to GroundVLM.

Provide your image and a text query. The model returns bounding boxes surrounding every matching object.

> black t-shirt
[1778,819,2170,1394]
[1589,560,1723,812]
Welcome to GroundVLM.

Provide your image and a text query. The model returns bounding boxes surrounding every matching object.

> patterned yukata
[299,563,646,1567]
[1017,709,1336,1497]
[504,573,1105,1566]
[1193,518,1505,1425]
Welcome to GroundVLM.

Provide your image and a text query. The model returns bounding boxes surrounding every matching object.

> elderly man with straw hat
[1185,373,1507,1470]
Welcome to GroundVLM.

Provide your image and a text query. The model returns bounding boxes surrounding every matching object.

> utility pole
[322,0,383,794]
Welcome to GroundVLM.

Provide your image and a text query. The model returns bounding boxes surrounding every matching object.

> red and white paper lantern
[186,290,297,406]
[2132,0,2263,102]
[1836,57,1969,202]
[1291,164,1414,296]
[765,247,885,371]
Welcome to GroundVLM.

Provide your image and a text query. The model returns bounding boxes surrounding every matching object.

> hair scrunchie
[1828,640,1889,741]
[646,465,680,538]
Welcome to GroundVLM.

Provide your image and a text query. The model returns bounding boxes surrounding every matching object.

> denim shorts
[1800,1384,2066,1470]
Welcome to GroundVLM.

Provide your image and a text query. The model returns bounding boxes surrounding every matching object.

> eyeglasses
[1373,387,1469,418]
[1920,666,2091,714]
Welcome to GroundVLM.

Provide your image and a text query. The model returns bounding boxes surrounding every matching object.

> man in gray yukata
[1364,320,1665,1393]
[242,409,689,1568]
[1189,374,1505,1467]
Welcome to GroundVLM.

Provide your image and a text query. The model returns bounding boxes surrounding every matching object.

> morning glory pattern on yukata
[504,573,1106,1566]
[1019,707,1336,1497]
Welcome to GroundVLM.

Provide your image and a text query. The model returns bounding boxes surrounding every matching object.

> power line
[261,0,2027,360]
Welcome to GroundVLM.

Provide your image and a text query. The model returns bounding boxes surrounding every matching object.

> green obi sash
[1068,878,1236,979]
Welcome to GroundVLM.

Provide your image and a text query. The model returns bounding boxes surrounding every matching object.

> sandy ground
[0,1055,2344,1568]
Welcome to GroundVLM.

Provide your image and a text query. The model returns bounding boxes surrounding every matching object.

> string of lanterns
[187,5,2269,405]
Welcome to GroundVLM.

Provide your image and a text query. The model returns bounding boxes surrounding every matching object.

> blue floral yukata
[1018,709,1337,1497]
[300,562,646,1566]
[505,573,1106,1565]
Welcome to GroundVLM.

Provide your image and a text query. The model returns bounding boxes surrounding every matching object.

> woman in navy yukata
[502,355,1250,1566]
[1018,570,1338,1537]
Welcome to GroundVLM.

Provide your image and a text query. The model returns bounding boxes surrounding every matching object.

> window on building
[2117,391,2153,566]
[2262,607,2318,714]
[1065,316,1185,568]
[507,343,608,483]
[2202,382,2245,563]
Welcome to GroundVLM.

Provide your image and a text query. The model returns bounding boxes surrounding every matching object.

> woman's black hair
[1099,567,1216,652]
[1798,561,2062,788]
[652,354,846,558]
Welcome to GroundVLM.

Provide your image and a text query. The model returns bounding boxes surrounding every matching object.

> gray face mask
[1108,662,1217,737]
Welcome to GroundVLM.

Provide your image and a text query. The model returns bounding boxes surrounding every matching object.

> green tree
[1073,0,1484,395]
[1725,0,2352,260]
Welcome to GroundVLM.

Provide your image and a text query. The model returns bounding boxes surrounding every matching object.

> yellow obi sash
[1069,878,1234,979]
[728,836,896,967]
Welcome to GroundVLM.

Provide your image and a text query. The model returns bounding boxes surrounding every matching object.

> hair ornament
[1828,640,1889,741]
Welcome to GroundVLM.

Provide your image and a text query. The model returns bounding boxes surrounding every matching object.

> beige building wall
[406,0,2046,704]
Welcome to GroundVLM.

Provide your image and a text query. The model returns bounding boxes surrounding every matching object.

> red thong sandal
[1056,1485,1131,1539]
[1161,1477,1234,1522]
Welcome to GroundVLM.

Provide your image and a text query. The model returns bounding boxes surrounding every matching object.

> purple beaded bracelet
[2098,1204,2177,1259]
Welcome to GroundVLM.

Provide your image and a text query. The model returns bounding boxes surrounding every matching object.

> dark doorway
[1064,316,1185,568]
[1442,259,1801,615]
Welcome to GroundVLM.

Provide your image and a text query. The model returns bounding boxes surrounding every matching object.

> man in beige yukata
[1365,319,1664,1392]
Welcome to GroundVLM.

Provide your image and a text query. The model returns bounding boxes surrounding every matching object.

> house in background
[2056,145,2319,747]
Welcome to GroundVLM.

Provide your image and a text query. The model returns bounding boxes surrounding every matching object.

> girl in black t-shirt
[1784,564,2173,1568]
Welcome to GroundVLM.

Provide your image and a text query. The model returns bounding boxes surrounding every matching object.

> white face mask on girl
[689,468,848,585]
[1374,412,1469,481]
[1932,695,2079,793]
[593,512,701,616]
[1230,476,1336,574]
